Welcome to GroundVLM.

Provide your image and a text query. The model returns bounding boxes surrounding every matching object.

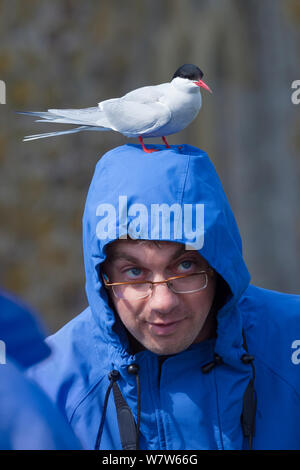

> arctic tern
[18,64,211,153]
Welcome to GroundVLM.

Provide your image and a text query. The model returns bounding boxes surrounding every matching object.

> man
[0,289,81,449]
[28,144,300,450]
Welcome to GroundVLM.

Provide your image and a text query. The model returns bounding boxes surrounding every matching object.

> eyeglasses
[102,269,214,300]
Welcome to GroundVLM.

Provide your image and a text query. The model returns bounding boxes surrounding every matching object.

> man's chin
[143,339,193,356]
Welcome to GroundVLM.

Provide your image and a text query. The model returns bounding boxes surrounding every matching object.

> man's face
[102,240,216,355]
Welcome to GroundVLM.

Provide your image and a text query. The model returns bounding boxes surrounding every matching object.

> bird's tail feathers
[16,107,111,127]
[16,110,94,125]
[23,125,103,142]
[16,110,56,119]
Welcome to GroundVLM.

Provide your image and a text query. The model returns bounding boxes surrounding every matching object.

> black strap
[241,329,257,450]
[112,381,138,450]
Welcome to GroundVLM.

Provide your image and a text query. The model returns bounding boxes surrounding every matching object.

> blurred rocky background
[0,0,299,332]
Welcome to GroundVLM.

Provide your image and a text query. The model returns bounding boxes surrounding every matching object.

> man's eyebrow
[107,245,201,263]
[172,246,208,265]
[109,245,186,262]
[107,252,142,263]
[171,245,190,259]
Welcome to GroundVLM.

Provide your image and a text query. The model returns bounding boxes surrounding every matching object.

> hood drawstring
[95,370,119,450]
[201,330,257,450]
[127,364,141,450]
[95,365,141,450]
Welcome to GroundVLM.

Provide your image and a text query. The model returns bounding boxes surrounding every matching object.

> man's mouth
[147,319,185,336]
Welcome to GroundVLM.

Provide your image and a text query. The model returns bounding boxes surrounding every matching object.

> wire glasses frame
[102,268,214,300]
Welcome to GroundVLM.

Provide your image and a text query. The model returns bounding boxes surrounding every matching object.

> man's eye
[126,267,142,278]
[178,260,194,271]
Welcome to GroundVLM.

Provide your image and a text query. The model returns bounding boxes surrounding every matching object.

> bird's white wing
[121,83,170,104]
[100,98,171,136]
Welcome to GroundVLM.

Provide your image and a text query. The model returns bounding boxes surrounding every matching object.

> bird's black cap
[172,64,204,81]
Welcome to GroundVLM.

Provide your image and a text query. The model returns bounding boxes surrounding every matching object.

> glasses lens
[112,282,151,300]
[169,273,207,293]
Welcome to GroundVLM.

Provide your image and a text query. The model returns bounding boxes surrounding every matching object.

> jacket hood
[0,289,51,368]
[82,144,251,367]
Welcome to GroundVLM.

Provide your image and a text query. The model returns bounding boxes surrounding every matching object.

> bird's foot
[142,147,159,153]
[139,136,158,153]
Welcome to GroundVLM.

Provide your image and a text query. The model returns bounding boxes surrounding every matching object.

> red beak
[194,79,212,93]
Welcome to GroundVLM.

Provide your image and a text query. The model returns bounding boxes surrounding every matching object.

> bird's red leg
[162,136,171,149]
[138,136,158,153]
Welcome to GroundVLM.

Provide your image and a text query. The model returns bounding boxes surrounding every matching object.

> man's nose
[148,282,180,313]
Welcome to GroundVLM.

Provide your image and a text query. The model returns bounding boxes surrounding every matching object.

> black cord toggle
[201,353,223,374]
[241,354,255,364]
[127,363,140,375]
[109,370,121,381]
[214,353,223,365]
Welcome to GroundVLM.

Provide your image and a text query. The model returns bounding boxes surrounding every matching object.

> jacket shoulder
[239,285,300,327]
[239,285,300,391]
[240,284,300,323]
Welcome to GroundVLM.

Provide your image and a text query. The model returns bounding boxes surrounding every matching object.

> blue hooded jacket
[27,144,300,450]
[0,289,81,449]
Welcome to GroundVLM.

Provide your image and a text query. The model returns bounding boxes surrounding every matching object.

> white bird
[18,64,211,153]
